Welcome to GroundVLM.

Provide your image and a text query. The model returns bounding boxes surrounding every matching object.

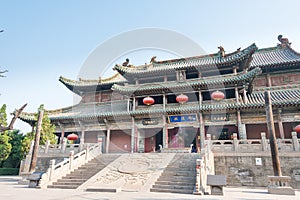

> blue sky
[0,0,300,132]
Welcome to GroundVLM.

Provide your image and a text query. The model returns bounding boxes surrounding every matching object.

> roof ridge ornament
[278,34,291,48]
[150,56,157,63]
[218,46,225,57]
[122,58,130,66]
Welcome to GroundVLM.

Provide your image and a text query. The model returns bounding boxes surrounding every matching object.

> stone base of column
[18,172,32,185]
[267,176,295,195]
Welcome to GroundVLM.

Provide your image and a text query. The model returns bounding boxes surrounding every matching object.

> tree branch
[0,103,27,132]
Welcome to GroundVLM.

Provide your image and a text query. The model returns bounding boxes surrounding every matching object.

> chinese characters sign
[168,114,197,123]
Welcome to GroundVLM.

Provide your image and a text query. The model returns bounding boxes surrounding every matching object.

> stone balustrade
[194,134,215,195]
[38,142,102,188]
[210,132,300,153]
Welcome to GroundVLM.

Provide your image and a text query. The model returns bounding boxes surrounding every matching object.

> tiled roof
[17,87,300,123]
[250,46,300,70]
[112,67,262,95]
[113,44,257,78]
[59,73,127,95]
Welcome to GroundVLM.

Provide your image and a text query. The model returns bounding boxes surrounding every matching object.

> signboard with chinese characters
[142,119,158,125]
[168,114,197,123]
[211,113,229,121]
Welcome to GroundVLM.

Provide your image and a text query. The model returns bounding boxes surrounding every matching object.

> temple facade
[19,36,300,153]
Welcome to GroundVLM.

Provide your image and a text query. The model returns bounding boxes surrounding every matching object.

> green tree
[0,134,11,162]
[0,104,11,162]
[22,105,56,155]
[0,104,8,129]
[1,130,24,168]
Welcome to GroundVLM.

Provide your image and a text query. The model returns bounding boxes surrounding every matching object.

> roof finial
[122,58,129,67]
[218,46,225,57]
[278,35,291,47]
[150,56,157,63]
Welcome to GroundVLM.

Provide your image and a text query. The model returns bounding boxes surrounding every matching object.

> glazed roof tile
[17,87,300,123]
[113,44,257,77]
[59,73,127,95]
[250,46,300,69]
[112,67,262,95]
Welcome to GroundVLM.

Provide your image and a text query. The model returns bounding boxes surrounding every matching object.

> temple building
[18,35,300,153]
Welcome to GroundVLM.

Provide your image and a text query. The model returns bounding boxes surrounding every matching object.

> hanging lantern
[294,125,300,133]
[211,90,225,101]
[67,133,78,141]
[176,94,189,104]
[143,96,155,105]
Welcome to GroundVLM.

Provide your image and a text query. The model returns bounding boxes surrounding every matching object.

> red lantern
[67,133,78,141]
[211,90,225,101]
[176,94,189,104]
[143,96,155,105]
[294,125,300,133]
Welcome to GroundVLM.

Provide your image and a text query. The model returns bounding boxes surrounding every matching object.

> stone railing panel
[39,142,102,188]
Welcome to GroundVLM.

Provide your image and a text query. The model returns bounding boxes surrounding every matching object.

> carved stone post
[69,151,74,170]
[278,109,285,139]
[61,138,67,153]
[232,133,238,151]
[45,140,50,154]
[261,132,268,151]
[291,132,300,151]
[193,158,202,195]
[49,159,55,181]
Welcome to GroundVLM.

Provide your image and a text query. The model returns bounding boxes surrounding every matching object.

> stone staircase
[48,154,120,189]
[150,153,199,194]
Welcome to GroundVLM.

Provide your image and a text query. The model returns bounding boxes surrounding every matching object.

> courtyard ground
[0,176,299,200]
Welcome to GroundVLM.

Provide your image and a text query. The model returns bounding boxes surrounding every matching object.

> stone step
[159,171,196,177]
[47,185,79,189]
[52,181,84,185]
[166,167,195,171]
[57,179,85,183]
[48,154,121,189]
[150,188,194,194]
[158,177,196,183]
[152,184,194,190]
[155,180,195,186]
[63,175,94,179]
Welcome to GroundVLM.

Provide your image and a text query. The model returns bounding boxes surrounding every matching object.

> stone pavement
[1,176,300,200]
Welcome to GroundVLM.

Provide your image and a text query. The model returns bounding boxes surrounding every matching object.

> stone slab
[86,187,120,193]
[268,186,295,195]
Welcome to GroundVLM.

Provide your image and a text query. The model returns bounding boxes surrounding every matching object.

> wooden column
[162,115,168,148]
[278,109,285,139]
[235,84,239,103]
[243,85,248,104]
[265,91,282,176]
[199,112,205,149]
[198,90,205,148]
[80,130,85,144]
[58,123,65,145]
[163,93,166,111]
[266,73,272,87]
[132,96,136,111]
[127,98,130,112]
[164,75,167,82]
[233,66,237,74]
[237,110,246,140]
[131,117,135,153]
[29,107,44,172]
[106,128,111,153]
